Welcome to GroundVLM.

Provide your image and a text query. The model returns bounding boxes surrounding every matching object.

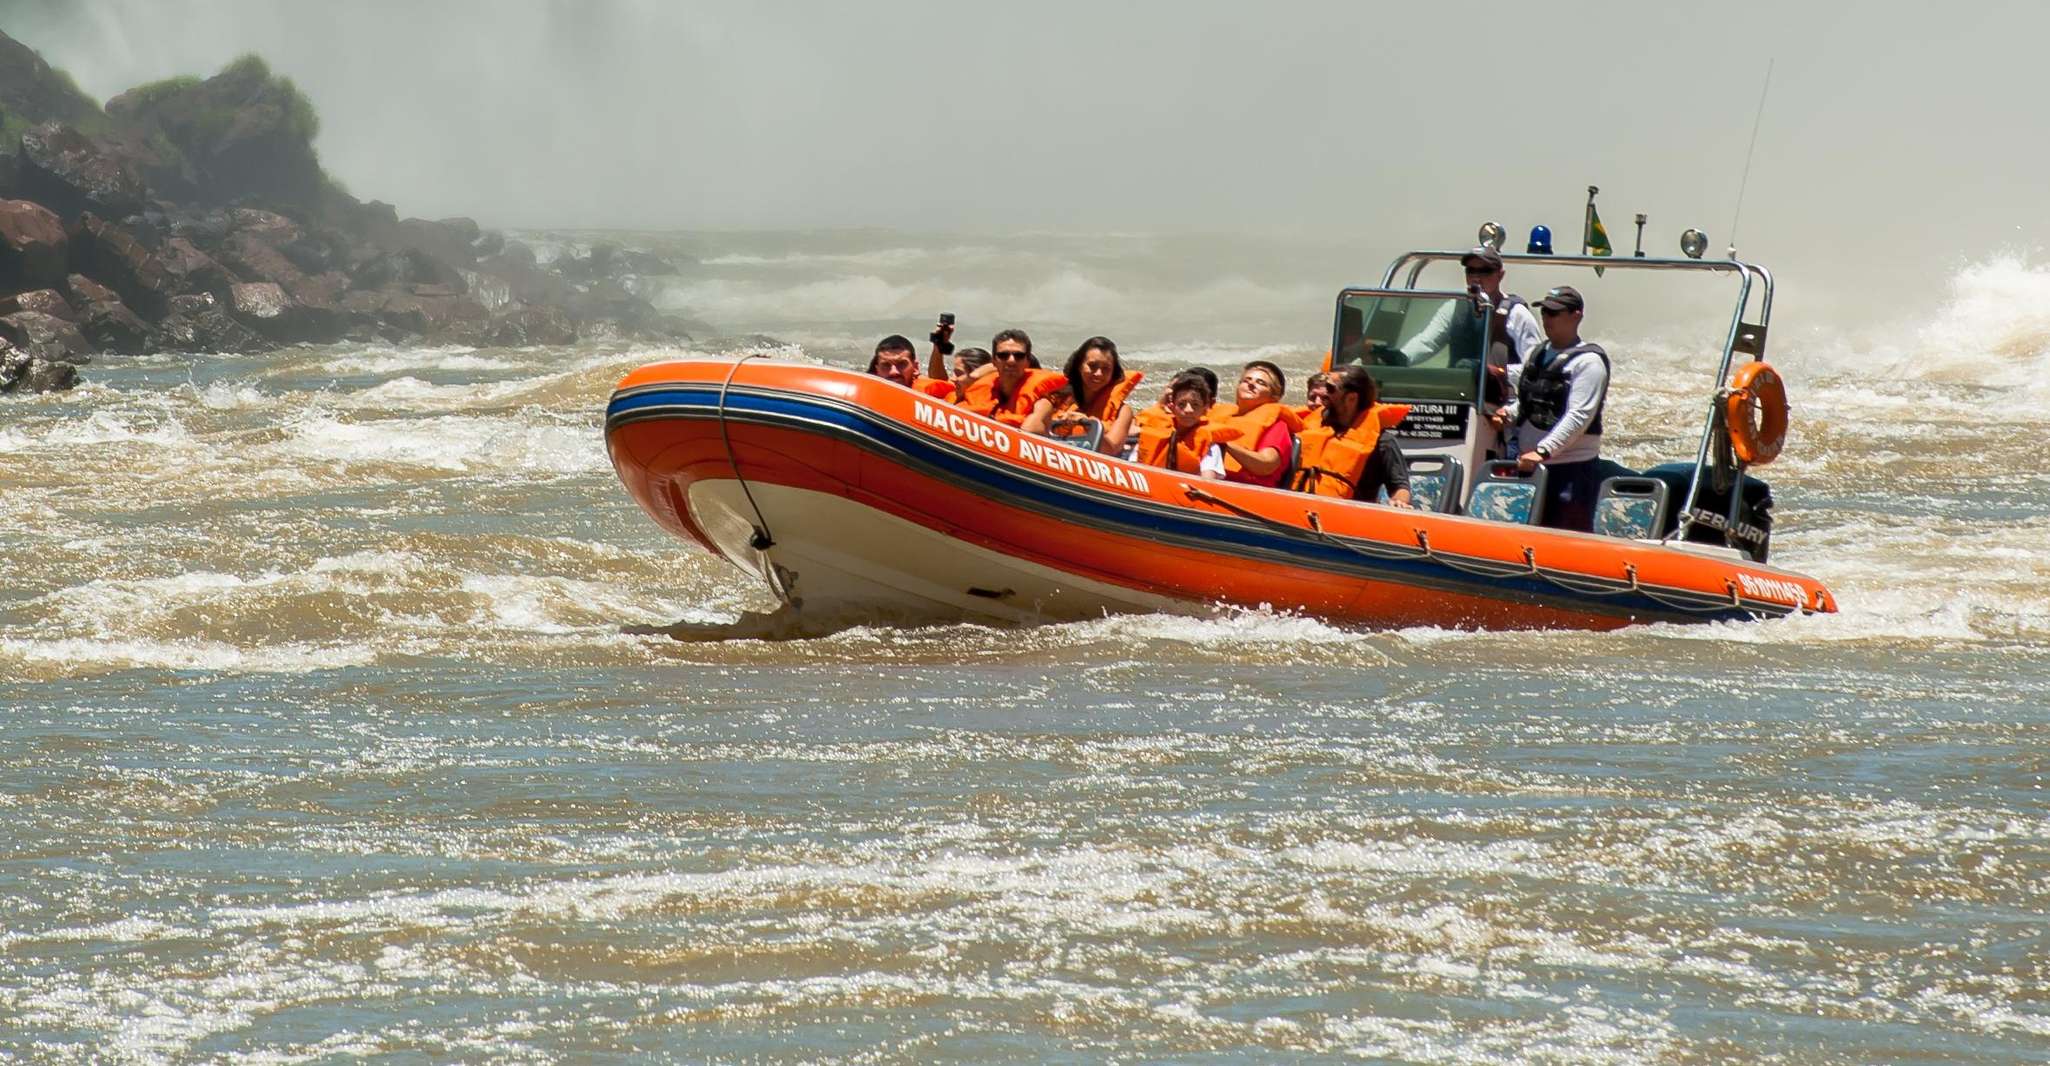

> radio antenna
[1726,58,1774,257]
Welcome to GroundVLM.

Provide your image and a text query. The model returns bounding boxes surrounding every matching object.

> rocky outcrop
[103,55,326,209]
[0,287,74,319]
[17,122,149,218]
[0,199,68,290]
[0,309,89,364]
[0,31,706,394]
[0,336,79,393]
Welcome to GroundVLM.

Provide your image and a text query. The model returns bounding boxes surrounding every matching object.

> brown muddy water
[2,230,2046,1062]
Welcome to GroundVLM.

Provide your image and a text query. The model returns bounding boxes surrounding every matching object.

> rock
[0,31,105,133]
[228,279,289,321]
[0,288,75,320]
[472,229,505,257]
[65,272,120,306]
[487,303,577,346]
[0,340,79,394]
[157,307,269,353]
[103,54,326,207]
[434,216,480,246]
[76,215,242,317]
[377,291,487,338]
[168,292,216,315]
[227,279,341,343]
[220,230,305,287]
[80,299,154,354]
[285,269,347,307]
[349,246,465,293]
[18,122,150,219]
[0,199,69,290]
[0,309,90,363]
[228,207,301,244]
[156,236,237,300]
[395,217,477,274]
[69,212,166,314]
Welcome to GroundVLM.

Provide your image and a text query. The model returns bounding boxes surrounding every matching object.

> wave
[655,270,1325,334]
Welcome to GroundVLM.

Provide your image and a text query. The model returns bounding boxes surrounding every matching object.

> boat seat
[1044,417,1103,453]
[1592,475,1670,540]
[1466,460,1548,525]
[1402,454,1463,514]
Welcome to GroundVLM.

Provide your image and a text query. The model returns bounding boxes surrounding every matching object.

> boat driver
[1493,285,1610,532]
[1386,247,1541,370]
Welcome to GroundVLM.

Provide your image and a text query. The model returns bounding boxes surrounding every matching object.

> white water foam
[269,410,603,477]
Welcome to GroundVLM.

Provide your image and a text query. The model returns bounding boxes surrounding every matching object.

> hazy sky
[5,0,2044,289]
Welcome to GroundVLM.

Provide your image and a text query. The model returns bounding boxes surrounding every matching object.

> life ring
[1725,360,1788,465]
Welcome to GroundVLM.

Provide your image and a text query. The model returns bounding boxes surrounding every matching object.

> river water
[2,230,2046,1062]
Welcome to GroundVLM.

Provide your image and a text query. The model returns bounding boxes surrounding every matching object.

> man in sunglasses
[1387,246,1541,370]
[1496,286,1609,532]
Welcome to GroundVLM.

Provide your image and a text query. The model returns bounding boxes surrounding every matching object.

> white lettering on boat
[914,400,1013,454]
[916,400,1148,494]
[1736,572,1805,605]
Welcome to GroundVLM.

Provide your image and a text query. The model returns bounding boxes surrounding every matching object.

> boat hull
[606,360,1837,629]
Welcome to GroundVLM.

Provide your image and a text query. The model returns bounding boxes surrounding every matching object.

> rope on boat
[717,354,778,554]
[1185,485,1759,617]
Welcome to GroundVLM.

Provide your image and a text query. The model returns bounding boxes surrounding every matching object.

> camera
[930,312,956,355]
[938,312,955,327]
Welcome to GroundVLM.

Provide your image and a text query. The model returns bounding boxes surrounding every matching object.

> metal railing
[1373,250,1777,551]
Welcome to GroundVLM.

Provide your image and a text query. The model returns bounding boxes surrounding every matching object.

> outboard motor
[1642,462,1774,562]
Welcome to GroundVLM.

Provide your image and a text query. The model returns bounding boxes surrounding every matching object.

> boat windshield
[1329,290,1484,404]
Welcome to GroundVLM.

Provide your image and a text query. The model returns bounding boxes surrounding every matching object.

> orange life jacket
[1216,401,1302,479]
[1292,403,1408,499]
[1053,371,1145,422]
[912,376,956,400]
[1134,419,1247,474]
[960,368,1067,425]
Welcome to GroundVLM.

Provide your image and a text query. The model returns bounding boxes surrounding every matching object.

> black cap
[1459,246,1503,272]
[1536,285,1585,313]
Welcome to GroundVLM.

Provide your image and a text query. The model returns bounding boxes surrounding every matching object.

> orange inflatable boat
[605,248,1835,629]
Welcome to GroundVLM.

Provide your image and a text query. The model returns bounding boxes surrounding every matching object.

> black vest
[1449,294,1532,367]
[1516,341,1609,435]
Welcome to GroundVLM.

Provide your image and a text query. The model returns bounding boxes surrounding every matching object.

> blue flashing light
[1527,225,1554,255]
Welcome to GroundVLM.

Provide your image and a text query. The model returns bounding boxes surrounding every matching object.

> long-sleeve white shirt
[1502,341,1608,465]
[1397,296,1542,366]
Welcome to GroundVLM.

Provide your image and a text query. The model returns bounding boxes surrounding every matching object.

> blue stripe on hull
[607,385,1762,624]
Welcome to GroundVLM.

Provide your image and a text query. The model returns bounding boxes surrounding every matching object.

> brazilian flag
[1585,199,1613,276]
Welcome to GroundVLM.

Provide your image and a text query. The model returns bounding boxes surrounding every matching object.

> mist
[6,0,2046,323]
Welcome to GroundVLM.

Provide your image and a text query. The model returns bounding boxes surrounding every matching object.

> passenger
[1206,359,1300,487]
[924,314,956,382]
[1134,370,1241,475]
[948,347,992,398]
[1133,366,1221,435]
[868,334,956,398]
[1493,285,1609,531]
[1383,246,1542,369]
[1293,365,1414,507]
[1042,336,1142,455]
[959,328,1066,426]
[1293,370,1335,420]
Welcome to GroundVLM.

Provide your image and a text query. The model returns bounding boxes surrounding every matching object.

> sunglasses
[1464,266,1498,276]
[1541,307,1574,317]
[993,349,1032,361]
